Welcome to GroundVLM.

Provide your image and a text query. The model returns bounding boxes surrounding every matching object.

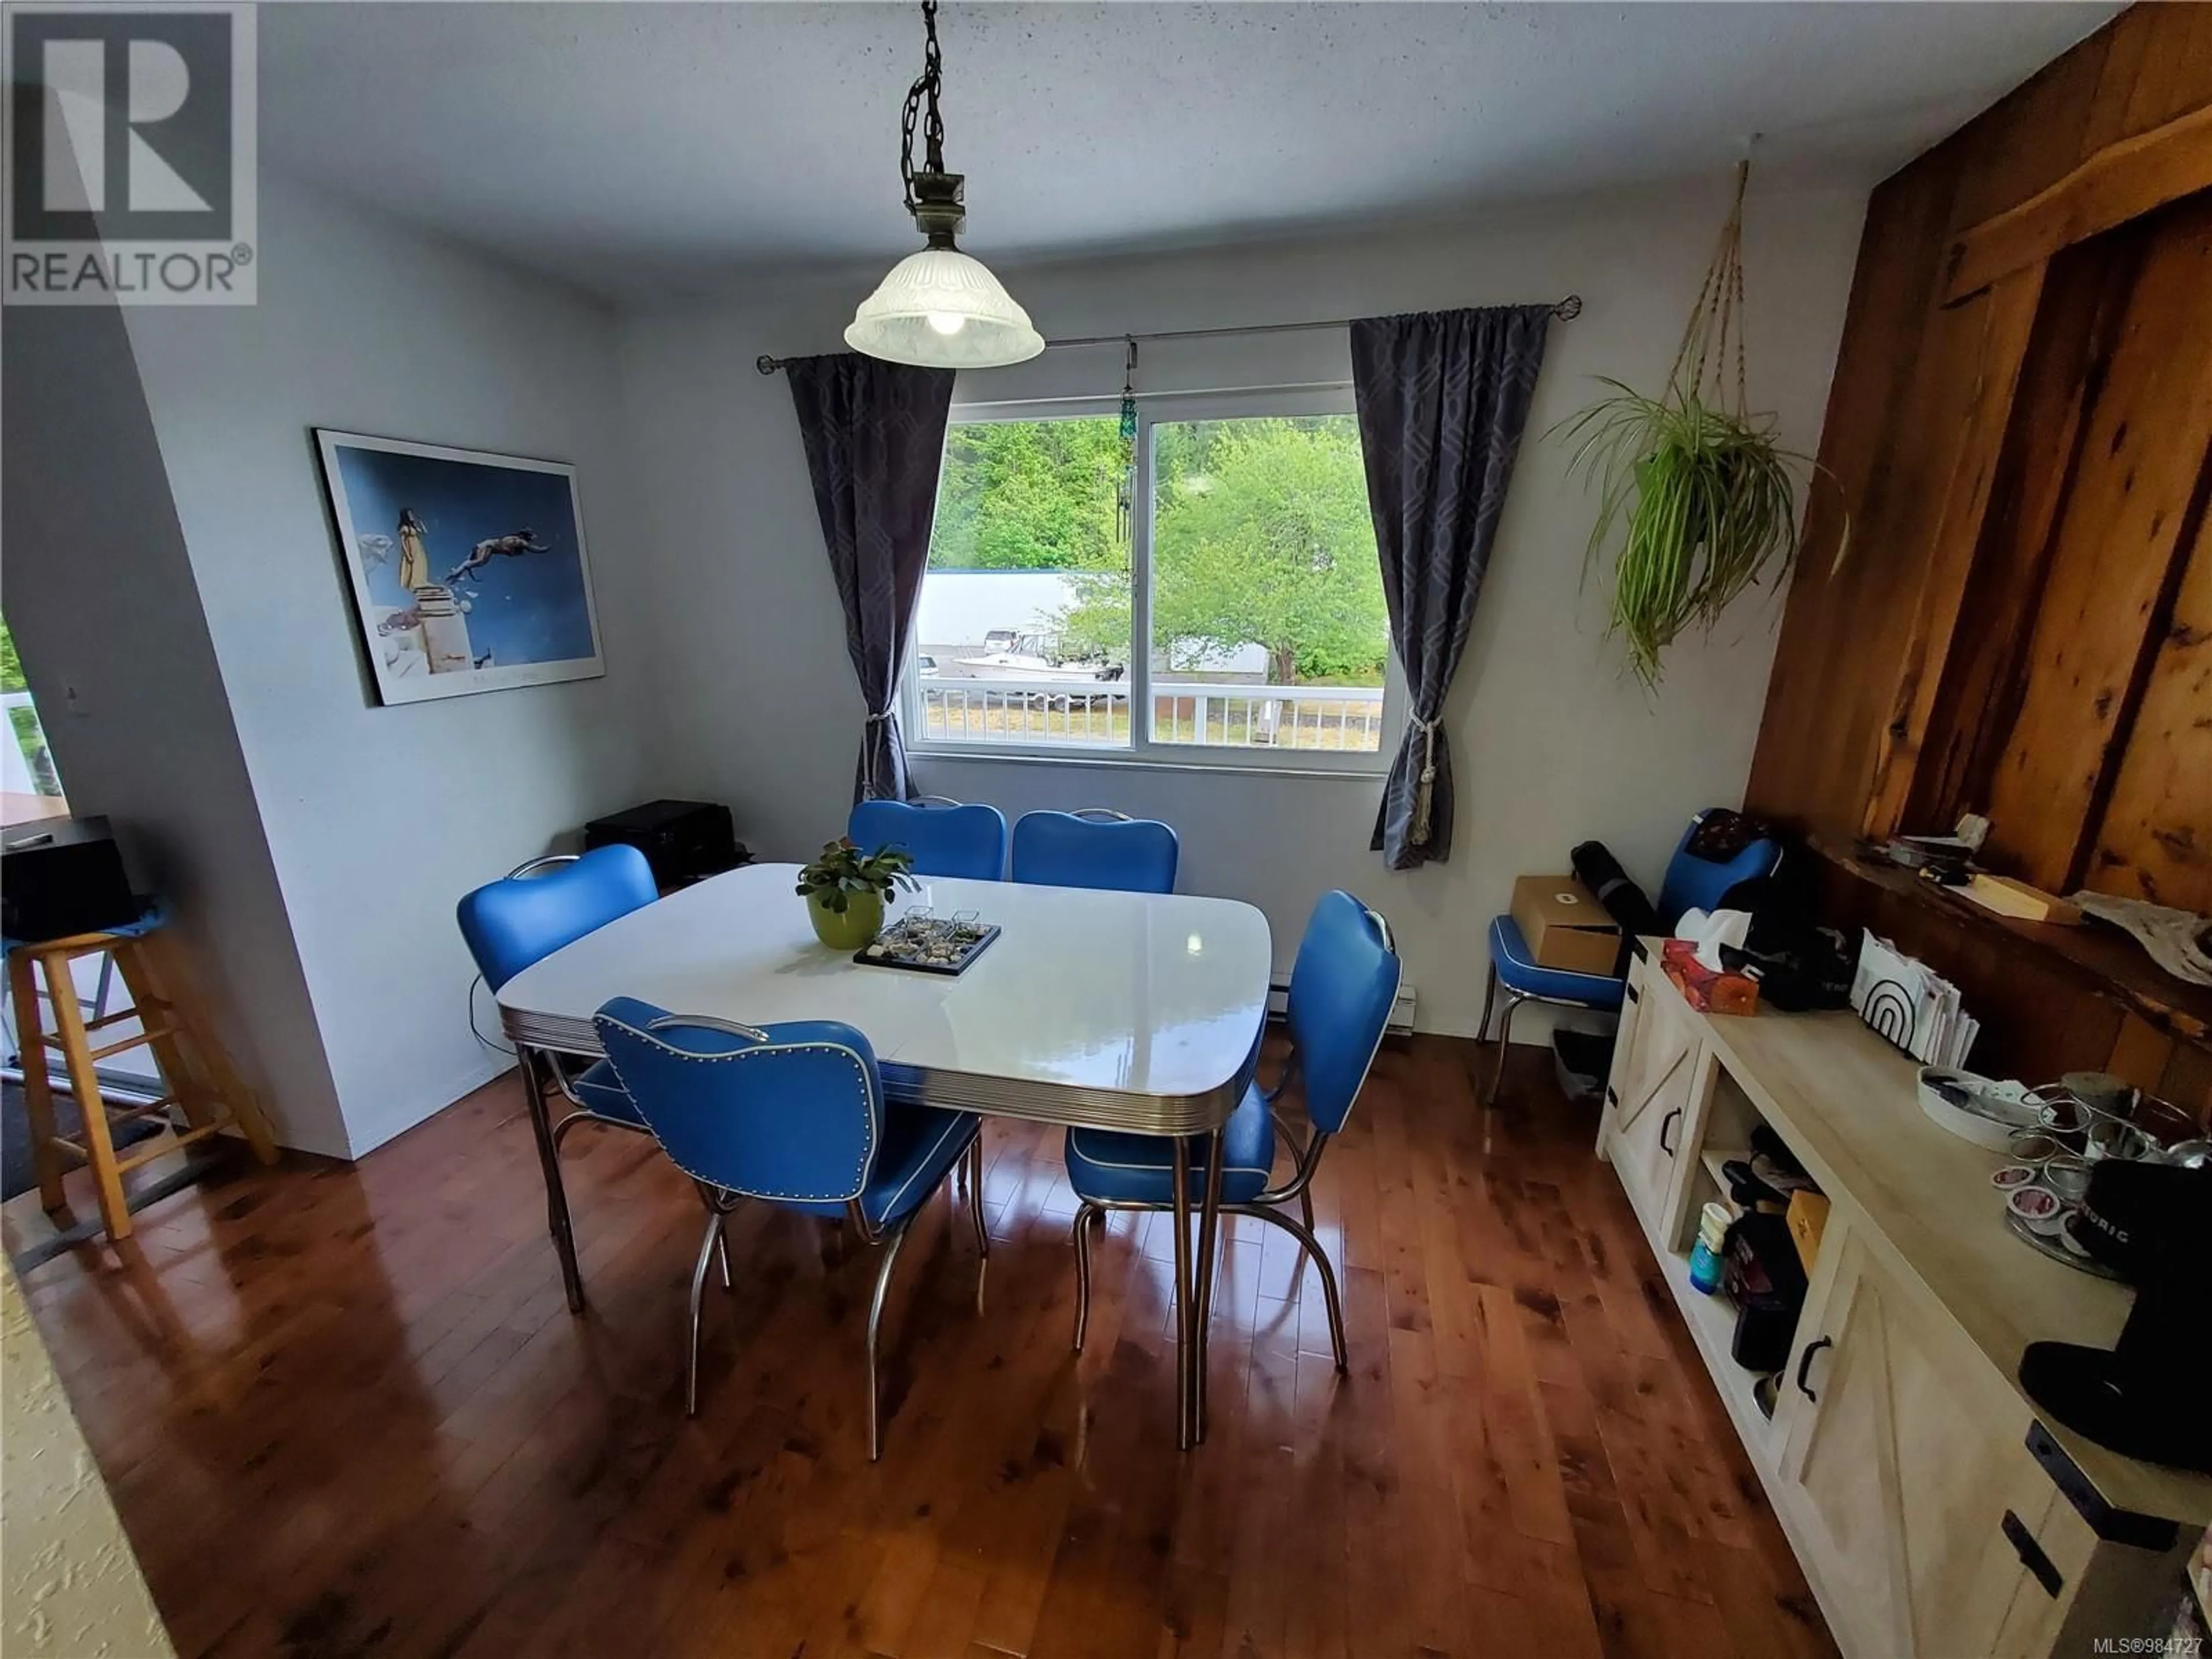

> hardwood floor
[9,1036,1836,1659]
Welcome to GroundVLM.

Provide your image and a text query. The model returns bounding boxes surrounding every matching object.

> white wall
[4,300,345,1151]
[108,173,658,1154]
[618,179,1863,1040]
[4,175,657,1157]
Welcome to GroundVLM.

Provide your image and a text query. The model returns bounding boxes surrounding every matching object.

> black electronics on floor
[1,815,141,944]
[584,800,747,891]
[2018,1159,2212,1473]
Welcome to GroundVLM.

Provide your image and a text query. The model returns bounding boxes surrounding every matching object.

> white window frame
[904,386,1401,777]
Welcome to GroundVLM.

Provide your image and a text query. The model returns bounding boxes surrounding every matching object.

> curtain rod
[754,294,1581,374]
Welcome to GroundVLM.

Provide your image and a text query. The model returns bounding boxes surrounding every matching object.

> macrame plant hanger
[1670,157,1750,421]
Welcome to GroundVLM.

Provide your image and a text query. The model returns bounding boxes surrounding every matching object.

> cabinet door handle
[2001,1509,2065,1599]
[1659,1106,1683,1156]
[1794,1335,1834,1402]
[1604,1087,1619,1110]
[1625,982,1641,1005]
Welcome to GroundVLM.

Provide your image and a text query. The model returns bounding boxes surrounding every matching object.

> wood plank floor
[9,1036,1836,1659]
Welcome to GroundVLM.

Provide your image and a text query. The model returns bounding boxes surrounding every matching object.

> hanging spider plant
[1552,161,1839,685]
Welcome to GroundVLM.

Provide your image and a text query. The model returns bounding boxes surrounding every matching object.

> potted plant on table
[796,839,916,950]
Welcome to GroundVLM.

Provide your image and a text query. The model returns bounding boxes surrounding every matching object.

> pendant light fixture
[844,0,1044,369]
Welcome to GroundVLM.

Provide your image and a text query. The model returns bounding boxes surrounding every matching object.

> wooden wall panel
[1747,3,2212,1099]
[1904,240,2128,831]
[1859,270,2044,838]
[1744,157,1966,830]
[1749,3,2212,844]
[1945,22,2117,231]
[1980,193,2212,889]
[2091,501,2212,912]
[2109,0,2212,140]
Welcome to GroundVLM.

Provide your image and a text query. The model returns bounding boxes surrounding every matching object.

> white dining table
[494,861,1274,1446]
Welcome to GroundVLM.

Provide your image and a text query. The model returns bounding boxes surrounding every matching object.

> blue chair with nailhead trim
[1060,890,1400,1385]
[1479,809,1781,1104]
[849,796,1007,881]
[593,995,987,1457]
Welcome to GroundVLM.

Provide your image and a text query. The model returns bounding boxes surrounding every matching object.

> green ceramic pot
[806,888,884,952]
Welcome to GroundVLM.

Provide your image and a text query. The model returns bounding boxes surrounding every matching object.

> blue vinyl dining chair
[848,796,1008,881]
[1062,890,1399,1385]
[1479,809,1781,1103]
[457,846,660,1149]
[594,996,987,1457]
[1010,808,1179,894]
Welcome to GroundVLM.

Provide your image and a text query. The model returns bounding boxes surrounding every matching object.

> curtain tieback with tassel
[1408,714,1442,847]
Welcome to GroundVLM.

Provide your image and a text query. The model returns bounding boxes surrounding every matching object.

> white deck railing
[916,678,1385,752]
[1,688,63,800]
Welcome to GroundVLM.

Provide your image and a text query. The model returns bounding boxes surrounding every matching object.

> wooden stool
[6,910,278,1242]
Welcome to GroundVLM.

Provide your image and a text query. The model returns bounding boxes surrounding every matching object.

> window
[907,392,1395,770]
[1,616,68,828]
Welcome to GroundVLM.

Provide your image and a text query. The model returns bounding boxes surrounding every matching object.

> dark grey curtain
[785,353,956,802]
[1352,306,1551,868]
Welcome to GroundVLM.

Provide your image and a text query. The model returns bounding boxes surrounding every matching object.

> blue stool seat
[1065,1082,1276,1206]
[1486,914,1625,1011]
[2,897,166,955]
[570,1058,643,1126]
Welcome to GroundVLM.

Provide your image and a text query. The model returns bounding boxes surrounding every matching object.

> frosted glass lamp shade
[844,247,1045,368]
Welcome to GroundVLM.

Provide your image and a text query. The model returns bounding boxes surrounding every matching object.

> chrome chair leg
[1488,990,1524,1107]
[1169,1138,1194,1451]
[966,1135,990,1313]
[1478,959,1499,1046]
[684,1206,724,1417]
[1071,1201,1097,1352]
[1246,1203,1348,1371]
[550,1107,648,1151]
[865,1218,914,1463]
[694,1181,733,1291]
[1191,1127,1226,1440]
[517,1047,585,1314]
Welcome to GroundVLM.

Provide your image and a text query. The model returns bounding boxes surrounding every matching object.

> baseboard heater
[1268,976,1417,1037]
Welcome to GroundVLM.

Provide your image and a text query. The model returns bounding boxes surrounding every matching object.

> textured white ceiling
[259,2,2116,299]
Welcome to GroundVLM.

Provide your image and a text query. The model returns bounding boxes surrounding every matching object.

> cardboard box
[1509,876,1621,975]
[1786,1190,1831,1274]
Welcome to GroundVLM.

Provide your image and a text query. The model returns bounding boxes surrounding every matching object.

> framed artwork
[315,430,605,704]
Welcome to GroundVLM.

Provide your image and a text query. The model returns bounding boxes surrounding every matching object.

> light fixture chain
[900,0,947,214]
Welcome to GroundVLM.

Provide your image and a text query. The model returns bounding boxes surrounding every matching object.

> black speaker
[583,800,746,891]
[2,815,141,944]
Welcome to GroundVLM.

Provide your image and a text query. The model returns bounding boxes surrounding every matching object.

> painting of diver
[315,430,605,704]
